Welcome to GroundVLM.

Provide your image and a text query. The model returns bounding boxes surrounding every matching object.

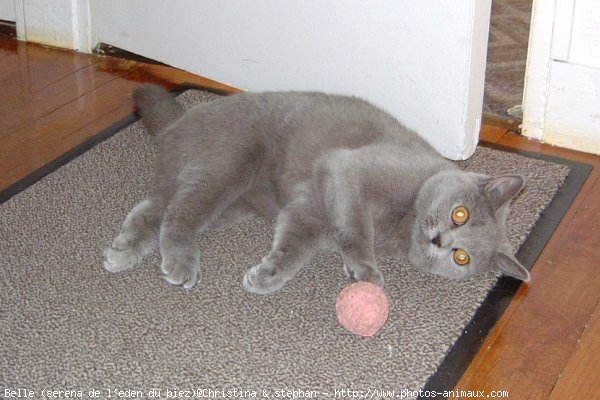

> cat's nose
[431,234,442,247]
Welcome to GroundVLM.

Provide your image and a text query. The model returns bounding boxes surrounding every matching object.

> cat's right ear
[481,175,525,211]
[493,251,530,282]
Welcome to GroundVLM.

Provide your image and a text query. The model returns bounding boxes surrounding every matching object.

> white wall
[13,0,91,51]
[0,0,16,21]
[522,0,600,155]
[91,1,490,160]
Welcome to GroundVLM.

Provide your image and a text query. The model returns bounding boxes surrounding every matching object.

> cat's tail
[133,84,185,136]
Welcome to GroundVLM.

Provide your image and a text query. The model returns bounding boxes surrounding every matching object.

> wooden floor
[1,34,599,399]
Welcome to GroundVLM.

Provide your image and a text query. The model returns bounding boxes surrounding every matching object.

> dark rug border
[0,87,593,396]
[420,143,592,398]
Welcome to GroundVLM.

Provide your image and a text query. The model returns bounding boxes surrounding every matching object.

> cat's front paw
[243,263,287,295]
[161,253,201,290]
[103,234,142,272]
[343,263,385,288]
[363,269,385,288]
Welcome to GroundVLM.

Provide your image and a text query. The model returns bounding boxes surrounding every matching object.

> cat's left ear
[493,251,530,282]
[481,175,525,211]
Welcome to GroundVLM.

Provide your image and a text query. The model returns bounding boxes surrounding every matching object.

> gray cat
[103,84,530,292]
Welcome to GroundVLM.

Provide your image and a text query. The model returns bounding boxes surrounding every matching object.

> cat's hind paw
[161,254,201,290]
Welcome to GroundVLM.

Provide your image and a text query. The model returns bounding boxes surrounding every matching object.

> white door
[92,1,493,160]
[522,0,600,155]
[14,0,493,160]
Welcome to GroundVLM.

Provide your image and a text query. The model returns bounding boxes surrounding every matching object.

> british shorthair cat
[103,85,529,292]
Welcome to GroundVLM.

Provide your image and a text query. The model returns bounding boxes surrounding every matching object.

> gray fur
[103,84,530,293]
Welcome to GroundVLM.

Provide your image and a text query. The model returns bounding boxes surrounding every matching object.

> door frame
[521,0,558,140]
[522,0,600,155]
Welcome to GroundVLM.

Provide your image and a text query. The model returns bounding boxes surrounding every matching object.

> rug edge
[0,85,201,205]
[3,89,594,396]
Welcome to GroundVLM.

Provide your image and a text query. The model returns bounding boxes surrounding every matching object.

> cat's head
[409,170,530,282]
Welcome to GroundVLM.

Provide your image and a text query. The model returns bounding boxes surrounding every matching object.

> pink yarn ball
[336,281,390,337]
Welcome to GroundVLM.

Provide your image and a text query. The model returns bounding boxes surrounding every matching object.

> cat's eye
[453,248,470,266]
[451,206,469,225]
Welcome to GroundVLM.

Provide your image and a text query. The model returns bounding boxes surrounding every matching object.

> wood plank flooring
[0,34,241,191]
[456,127,600,399]
[1,35,598,399]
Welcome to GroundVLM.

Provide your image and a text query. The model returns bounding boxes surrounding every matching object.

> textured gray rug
[484,0,533,117]
[1,90,569,399]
